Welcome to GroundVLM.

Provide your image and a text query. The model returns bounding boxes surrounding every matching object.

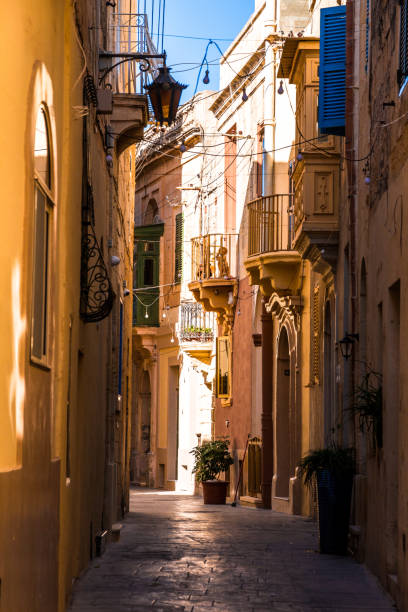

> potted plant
[352,369,383,449]
[190,439,234,504]
[298,445,355,555]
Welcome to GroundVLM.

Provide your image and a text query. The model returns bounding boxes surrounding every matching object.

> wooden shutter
[133,224,164,326]
[174,213,183,283]
[318,5,347,136]
[312,285,320,384]
[399,0,408,87]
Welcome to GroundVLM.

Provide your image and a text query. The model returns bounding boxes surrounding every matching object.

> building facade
[0,2,151,609]
[342,0,408,607]
[132,93,219,491]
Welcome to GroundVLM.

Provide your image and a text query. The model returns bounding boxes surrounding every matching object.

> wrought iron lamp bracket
[98,51,166,86]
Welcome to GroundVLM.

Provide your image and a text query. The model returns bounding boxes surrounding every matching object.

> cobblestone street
[68,487,395,612]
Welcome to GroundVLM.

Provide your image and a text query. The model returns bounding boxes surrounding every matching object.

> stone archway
[275,326,290,497]
[267,293,302,514]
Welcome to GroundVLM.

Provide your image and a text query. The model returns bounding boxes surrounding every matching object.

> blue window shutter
[318,5,347,136]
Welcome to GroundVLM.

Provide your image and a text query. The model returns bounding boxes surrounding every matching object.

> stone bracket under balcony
[132,327,158,366]
[188,279,238,335]
[295,228,339,280]
[111,93,149,154]
[180,341,213,364]
[244,252,302,298]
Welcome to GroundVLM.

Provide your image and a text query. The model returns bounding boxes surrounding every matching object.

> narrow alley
[69,488,394,612]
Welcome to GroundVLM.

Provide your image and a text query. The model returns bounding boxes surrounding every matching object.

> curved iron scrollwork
[80,226,115,322]
[80,182,115,322]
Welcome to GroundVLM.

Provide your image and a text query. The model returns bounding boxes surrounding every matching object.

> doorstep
[110,523,123,543]
[239,495,264,508]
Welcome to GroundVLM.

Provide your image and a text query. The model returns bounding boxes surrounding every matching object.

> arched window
[31,106,54,363]
[143,198,158,225]
[34,109,51,187]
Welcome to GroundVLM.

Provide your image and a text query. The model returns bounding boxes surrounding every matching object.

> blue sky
[144,0,254,102]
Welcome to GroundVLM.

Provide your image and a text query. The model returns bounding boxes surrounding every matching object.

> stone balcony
[111,93,149,154]
[188,233,238,334]
[99,12,153,153]
[178,302,214,364]
[244,194,302,298]
[277,36,341,277]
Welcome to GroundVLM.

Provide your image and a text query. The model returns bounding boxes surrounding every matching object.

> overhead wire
[161,0,166,53]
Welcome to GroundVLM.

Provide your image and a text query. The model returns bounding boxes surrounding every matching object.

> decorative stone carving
[266,293,302,333]
[314,172,333,214]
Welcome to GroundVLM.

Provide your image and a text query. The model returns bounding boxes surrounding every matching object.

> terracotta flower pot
[202,480,228,504]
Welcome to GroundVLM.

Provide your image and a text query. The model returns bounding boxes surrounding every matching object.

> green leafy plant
[298,445,355,487]
[185,326,213,334]
[190,439,234,482]
[352,370,383,448]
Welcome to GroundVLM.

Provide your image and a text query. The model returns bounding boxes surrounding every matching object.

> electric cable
[161,0,166,53]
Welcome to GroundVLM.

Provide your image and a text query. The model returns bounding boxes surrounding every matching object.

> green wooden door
[133,223,164,326]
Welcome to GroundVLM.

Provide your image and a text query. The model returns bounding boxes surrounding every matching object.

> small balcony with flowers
[188,233,238,334]
[178,302,215,364]
[244,194,302,298]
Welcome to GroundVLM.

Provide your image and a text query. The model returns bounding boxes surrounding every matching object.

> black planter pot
[317,469,353,555]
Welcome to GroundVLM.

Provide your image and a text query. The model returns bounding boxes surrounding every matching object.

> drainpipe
[261,298,273,509]
[263,0,277,196]
[260,0,277,510]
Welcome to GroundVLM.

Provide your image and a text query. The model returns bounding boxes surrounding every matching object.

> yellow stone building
[0,1,149,609]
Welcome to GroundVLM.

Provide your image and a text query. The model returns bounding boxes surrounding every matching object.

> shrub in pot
[298,446,355,554]
[190,439,234,504]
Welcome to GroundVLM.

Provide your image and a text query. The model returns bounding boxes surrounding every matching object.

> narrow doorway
[276,327,290,498]
[323,301,334,446]
[167,366,180,482]
[139,370,151,486]
[386,280,400,576]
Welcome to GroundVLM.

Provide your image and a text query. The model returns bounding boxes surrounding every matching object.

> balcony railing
[179,303,214,342]
[106,13,159,95]
[191,233,238,282]
[247,194,294,257]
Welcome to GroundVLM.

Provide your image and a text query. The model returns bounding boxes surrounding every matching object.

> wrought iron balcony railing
[179,303,214,342]
[191,233,238,282]
[247,194,294,257]
[103,12,160,95]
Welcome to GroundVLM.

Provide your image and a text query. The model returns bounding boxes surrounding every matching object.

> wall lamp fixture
[339,332,359,360]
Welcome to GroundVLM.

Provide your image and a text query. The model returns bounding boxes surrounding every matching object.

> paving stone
[68,487,395,612]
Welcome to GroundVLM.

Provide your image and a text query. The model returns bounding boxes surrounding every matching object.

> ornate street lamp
[145,65,187,126]
[339,332,359,360]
